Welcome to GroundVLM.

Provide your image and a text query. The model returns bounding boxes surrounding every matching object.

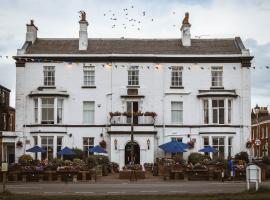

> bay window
[41,98,54,124]
[41,136,54,160]
[212,137,225,159]
[203,100,209,124]
[212,99,224,124]
[57,99,63,124]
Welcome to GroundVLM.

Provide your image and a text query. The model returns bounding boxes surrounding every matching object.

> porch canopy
[159,141,187,153]
[198,146,218,153]
[57,147,76,156]
[26,145,45,153]
[89,145,107,154]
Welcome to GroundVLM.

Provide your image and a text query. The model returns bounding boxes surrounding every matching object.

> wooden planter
[119,170,145,179]
[186,169,209,181]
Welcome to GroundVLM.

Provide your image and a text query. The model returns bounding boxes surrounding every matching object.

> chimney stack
[180,12,191,47]
[26,20,38,44]
[79,11,88,51]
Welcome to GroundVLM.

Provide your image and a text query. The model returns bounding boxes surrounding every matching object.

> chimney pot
[181,12,191,47]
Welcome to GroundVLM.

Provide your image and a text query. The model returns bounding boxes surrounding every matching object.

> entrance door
[126,101,139,124]
[3,143,15,164]
[125,141,140,165]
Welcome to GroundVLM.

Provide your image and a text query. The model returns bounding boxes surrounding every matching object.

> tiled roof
[24,37,244,55]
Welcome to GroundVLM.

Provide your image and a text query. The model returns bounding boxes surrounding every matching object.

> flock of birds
[102,5,177,31]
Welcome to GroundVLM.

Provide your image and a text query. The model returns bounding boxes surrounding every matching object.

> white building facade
[14,13,253,168]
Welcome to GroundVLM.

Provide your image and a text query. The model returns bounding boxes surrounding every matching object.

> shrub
[172,154,185,164]
[18,154,33,165]
[188,153,210,165]
[86,155,98,169]
[72,148,84,159]
[95,155,109,165]
[234,151,249,163]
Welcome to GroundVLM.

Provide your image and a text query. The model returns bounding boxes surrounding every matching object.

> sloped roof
[24,37,244,55]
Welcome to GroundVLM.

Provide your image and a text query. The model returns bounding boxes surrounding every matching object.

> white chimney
[26,20,38,44]
[79,11,88,51]
[180,12,191,47]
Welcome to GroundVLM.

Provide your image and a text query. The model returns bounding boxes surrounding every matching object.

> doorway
[125,141,140,165]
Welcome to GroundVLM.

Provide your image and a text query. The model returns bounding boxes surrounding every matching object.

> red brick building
[251,106,270,158]
[0,84,16,163]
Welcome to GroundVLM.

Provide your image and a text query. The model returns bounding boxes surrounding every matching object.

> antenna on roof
[195,35,210,39]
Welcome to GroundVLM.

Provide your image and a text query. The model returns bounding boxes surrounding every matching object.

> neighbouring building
[0,84,16,163]
[251,106,270,158]
[14,12,252,168]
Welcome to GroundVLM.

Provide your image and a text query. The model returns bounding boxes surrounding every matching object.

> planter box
[119,170,145,179]
[186,169,209,181]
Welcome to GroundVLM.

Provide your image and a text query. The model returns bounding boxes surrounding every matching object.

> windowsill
[126,85,140,88]
[38,86,56,90]
[210,87,224,90]
[81,86,97,89]
[170,86,184,89]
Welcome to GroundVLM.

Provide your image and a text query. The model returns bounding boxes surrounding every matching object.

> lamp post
[254,104,260,158]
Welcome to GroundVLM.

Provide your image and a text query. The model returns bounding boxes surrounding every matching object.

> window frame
[83,137,94,157]
[211,66,223,87]
[128,66,139,86]
[212,136,225,159]
[170,66,183,87]
[212,99,225,124]
[203,99,209,124]
[41,136,54,160]
[171,101,183,124]
[57,99,63,124]
[41,98,55,124]
[43,66,55,86]
[83,66,95,86]
[83,101,95,124]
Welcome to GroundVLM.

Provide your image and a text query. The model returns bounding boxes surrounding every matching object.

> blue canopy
[26,145,45,153]
[89,145,107,153]
[57,147,76,156]
[159,141,187,153]
[199,146,218,153]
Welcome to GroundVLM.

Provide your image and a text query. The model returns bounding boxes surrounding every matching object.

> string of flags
[0,55,269,70]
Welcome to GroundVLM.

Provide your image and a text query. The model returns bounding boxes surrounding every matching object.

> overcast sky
[0,0,270,108]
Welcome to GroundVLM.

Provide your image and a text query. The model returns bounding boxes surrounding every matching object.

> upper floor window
[211,66,223,87]
[212,99,224,124]
[83,66,95,86]
[34,99,38,124]
[128,66,139,86]
[83,101,95,124]
[9,114,13,131]
[41,98,54,124]
[44,66,55,86]
[171,101,183,124]
[57,99,63,124]
[203,100,209,124]
[1,91,5,104]
[171,66,183,87]
[228,99,232,124]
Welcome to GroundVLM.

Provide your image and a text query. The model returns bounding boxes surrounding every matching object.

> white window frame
[83,137,94,157]
[83,101,95,124]
[211,66,223,87]
[228,137,233,158]
[57,99,63,124]
[41,136,54,160]
[171,66,183,87]
[171,101,183,124]
[43,66,55,86]
[83,66,95,86]
[34,99,38,124]
[228,99,232,124]
[128,66,139,86]
[212,137,225,158]
[41,98,55,124]
[203,99,209,124]
[212,99,225,124]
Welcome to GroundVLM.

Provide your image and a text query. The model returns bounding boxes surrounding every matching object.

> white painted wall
[15,60,251,167]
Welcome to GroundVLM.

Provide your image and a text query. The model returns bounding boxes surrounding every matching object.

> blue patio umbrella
[199,146,218,153]
[26,145,45,153]
[159,141,187,153]
[89,145,107,154]
[57,147,76,156]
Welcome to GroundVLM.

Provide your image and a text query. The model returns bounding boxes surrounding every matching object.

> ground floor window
[83,137,94,157]
[212,137,225,159]
[171,137,183,158]
[57,137,63,159]
[41,136,54,160]
[203,137,210,155]
[228,137,233,158]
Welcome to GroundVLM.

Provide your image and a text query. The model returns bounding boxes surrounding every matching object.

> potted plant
[16,141,23,148]
[109,111,121,118]
[144,112,157,118]
[122,112,132,117]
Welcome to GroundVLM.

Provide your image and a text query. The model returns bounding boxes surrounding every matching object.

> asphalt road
[1,181,268,195]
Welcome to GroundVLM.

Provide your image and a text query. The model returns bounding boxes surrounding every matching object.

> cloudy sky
[0,0,270,108]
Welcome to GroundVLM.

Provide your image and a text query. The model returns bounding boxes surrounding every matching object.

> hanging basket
[246,141,252,149]
[16,141,23,148]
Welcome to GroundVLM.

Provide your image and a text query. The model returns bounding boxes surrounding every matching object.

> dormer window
[211,66,223,87]
[128,66,139,86]
[44,66,55,86]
